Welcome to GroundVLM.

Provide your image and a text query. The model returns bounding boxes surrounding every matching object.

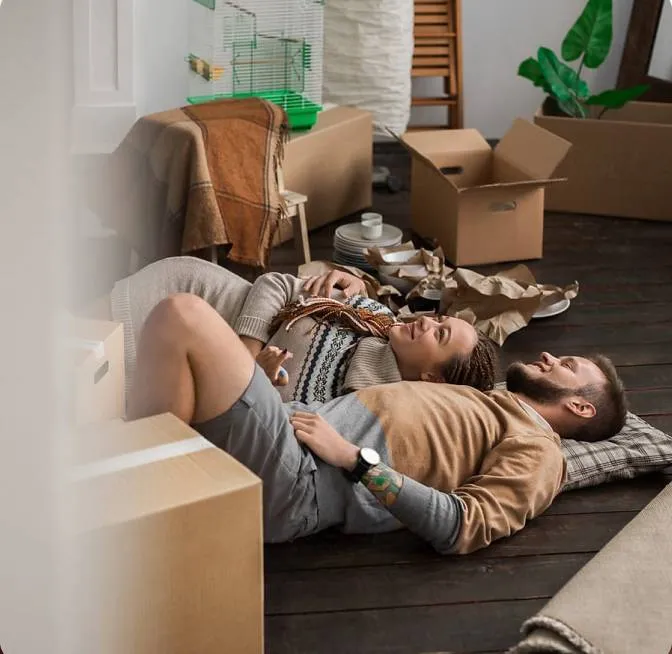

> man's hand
[256,346,293,387]
[290,411,359,470]
[301,270,367,299]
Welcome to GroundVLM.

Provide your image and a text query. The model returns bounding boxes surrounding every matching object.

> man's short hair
[570,354,628,442]
[442,331,498,392]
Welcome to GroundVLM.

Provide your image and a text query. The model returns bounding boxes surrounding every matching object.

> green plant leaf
[559,96,588,118]
[561,0,613,68]
[538,48,572,103]
[585,84,650,109]
[557,59,591,100]
[518,57,551,93]
[538,48,590,117]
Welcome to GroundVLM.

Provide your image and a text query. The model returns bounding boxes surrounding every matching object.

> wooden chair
[411,0,463,130]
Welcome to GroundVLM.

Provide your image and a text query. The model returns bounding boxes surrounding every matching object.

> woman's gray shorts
[192,364,321,543]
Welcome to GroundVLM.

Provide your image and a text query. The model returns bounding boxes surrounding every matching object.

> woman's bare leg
[127,293,255,424]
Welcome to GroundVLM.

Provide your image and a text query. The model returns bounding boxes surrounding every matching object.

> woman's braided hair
[440,331,498,392]
[269,296,498,392]
[269,296,397,338]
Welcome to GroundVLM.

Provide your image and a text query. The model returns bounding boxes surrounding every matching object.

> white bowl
[380,249,419,265]
[378,264,427,277]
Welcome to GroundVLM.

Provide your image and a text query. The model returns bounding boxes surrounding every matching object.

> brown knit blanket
[91,98,289,268]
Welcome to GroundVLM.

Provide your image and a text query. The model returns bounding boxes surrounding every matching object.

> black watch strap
[344,448,379,483]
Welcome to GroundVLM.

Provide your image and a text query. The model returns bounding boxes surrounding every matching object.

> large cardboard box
[69,413,263,654]
[273,105,373,245]
[69,318,125,425]
[535,101,672,222]
[401,119,572,266]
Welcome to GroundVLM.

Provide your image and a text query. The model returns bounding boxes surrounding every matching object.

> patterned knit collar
[343,337,402,392]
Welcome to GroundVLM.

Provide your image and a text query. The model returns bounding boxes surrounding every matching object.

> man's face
[506,352,607,403]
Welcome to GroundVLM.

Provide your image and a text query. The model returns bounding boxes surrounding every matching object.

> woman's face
[387,316,478,381]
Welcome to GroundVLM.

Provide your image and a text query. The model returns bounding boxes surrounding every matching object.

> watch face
[360,447,380,467]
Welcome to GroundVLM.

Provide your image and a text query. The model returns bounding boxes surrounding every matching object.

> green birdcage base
[187,89,321,131]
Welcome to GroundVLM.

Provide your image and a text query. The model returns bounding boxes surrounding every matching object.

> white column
[71,0,137,153]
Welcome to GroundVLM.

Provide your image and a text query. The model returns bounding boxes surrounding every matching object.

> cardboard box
[69,413,263,654]
[274,105,373,245]
[535,101,672,222]
[69,318,125,425]
[400,119,572,266]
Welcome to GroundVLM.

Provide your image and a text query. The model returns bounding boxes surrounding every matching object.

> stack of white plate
[333,223,404,271]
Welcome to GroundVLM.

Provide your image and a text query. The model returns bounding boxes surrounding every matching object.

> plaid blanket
[91,98,289,269]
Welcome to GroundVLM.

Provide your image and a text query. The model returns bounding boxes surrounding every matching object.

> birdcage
[187,0,324,130]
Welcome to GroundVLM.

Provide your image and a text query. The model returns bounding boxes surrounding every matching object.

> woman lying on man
[87,256,498,407]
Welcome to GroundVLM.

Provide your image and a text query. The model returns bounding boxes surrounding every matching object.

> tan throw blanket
[91,98,289,269]
[509,482,672,654]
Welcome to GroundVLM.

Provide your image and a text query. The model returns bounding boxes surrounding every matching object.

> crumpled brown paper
[440,264,579,345]
[363,242,454,301]
[297,260,579,345]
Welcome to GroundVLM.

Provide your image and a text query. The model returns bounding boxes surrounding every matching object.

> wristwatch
[345,447,381,483]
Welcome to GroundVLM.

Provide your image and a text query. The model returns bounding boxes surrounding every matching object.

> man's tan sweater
[313,381,567,554]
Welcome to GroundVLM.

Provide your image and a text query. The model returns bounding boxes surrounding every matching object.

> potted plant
[517,0,649,119]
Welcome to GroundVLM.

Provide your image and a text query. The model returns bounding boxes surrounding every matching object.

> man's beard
[506,362,573,404]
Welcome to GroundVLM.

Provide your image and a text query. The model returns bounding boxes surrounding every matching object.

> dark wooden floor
[262,144,672,654]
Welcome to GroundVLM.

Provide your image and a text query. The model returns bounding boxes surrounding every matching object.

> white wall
[135,0,190,117]
[649,0,672,82]
[410,0,635,139]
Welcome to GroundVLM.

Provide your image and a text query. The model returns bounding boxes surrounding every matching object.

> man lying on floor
[128,293,628,555]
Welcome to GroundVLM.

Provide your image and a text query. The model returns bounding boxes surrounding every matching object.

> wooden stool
[281,189,311,264]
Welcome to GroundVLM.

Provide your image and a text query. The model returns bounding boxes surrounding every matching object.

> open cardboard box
[535,101,672,222]
[69,413,263,654]
[399,119,572,266]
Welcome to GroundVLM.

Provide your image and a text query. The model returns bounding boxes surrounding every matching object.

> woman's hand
[256,346,293,387]
[301,270,367,299]
[290,411,359,470]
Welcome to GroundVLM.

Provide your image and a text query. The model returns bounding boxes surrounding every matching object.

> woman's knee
[145,293,212,335]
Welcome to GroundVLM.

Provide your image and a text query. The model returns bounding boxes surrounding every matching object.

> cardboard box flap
[401,128,491,157]
[495,118,572,180]
[396,129,492,190]
[75,414,261,530]
[459,176,568,194]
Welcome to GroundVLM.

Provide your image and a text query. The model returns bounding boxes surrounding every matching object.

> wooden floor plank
[547,474,669,514]
[265,512,640,573]
[623,388,672,415]
[265,598,546,654]
[502,322,671,349]
[613,364,672,389]
[500,342,672,367]
[646,415,672,433]
[522,302,672,327]
[266,553,589,615]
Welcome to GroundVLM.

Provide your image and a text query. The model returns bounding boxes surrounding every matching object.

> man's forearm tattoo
[361,464,403,507]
